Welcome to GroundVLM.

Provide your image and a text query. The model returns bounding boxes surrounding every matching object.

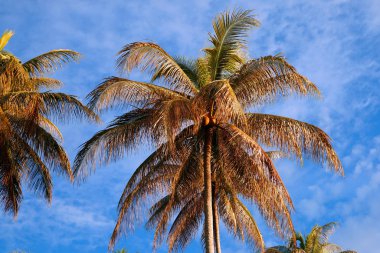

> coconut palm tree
[265,223,357,253]
[74,9,342,253]
[0,30,98,216]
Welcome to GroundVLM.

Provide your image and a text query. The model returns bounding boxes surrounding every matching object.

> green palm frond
[305,222,338,253]
[204,9,260,80]
[22,49,80,76]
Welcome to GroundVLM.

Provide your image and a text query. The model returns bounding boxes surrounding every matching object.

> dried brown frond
[117,42,197,95]
[22,49,80,76]
[167,193,203,252]
[229,56,320,107]
[86,77,189,112]
[30,77,62,90]
[195,80,247,129]
[246,113,343,173]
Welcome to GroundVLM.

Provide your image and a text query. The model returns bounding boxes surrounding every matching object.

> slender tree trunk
[212,183,222,253]
[204,126,215,253]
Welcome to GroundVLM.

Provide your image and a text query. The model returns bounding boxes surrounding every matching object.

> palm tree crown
[0,30,98,216]
[265,222,357,253]
[74,9,342,253]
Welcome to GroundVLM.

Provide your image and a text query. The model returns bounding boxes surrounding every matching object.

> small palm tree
[0,30,98,216]
[265,222,357,253]
[74,10,342,253]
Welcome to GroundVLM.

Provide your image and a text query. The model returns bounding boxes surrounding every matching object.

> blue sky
[1,0,379,252]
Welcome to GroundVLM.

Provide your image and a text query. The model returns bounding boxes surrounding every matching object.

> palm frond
[38,116,63,141]
[116,125,196,209]
[167,193,203,252]
[305,222,337,253]
[22,49,80,76]
[0,30,14,51]
[234,198,265,251]
[86,77,188,112]
[229,55,320,107]
[322,243,343,253]
[246,113,343,173]
[30,77,62,90]
[195,80,247,128]
[117,42,197,95]
[73,108,157,180]
[204,9,260,80]
[266,151,288,160]
[0,143,22,216]
[10,117,73,181]
[12,133,52,202]
[4,91,99,123]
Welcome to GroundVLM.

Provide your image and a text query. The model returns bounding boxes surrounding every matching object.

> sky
[0,0,379,252]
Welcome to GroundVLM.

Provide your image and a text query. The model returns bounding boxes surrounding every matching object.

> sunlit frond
[246,113,343,173]
[234,198,264,251]
[4,91,99,123]
[74,108,157,179]
[229,55,320,107]
[196,80,247,128]
[204,9,259,80]
[117,42,197,95]
[38,116,63,141]
[215,125,294,238]
[10,117,73,180]
[266,151,288,160]
[305,222,338,253]
[116,126,196,210]
[322,243,343,253]
[167,193,203,252]
[0,30,14,51]
[30,77,62,90]
[22,49,80,76]
[86,77,188,112]
[0,56,30,92]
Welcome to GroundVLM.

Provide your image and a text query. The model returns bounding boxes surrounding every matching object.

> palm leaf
[22,49,80,76]
[246,113,343,173]
[204,9,259,80]
[0,30,14,50]
[117,42,197,95]
[86,77,188,112]
[229,55,320,107]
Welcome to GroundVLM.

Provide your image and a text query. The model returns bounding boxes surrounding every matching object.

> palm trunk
[204,126,215,253]
[212,183,222,253]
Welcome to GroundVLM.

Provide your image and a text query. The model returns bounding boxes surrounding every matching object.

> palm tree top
[0,29,98,216]
[73,9,343,253]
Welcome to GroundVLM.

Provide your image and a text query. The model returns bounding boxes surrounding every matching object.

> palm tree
[0,30,98,216]
[74,9,342,253]
[265,222,357,253]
